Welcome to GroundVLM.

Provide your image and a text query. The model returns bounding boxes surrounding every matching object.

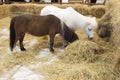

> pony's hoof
[50,49,54,53]
[10,48,13,52]
[21,48,26,51]
[49,48,54,52]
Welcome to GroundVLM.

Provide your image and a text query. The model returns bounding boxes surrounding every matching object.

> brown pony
[10,14,78,52]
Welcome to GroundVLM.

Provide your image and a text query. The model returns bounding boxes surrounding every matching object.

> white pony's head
[84,17,98,40]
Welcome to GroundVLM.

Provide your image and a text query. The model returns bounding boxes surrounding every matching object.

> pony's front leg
[49,34,55,52]
[19,35,26,51]
[60,35,68,48]
[59,34,68,48]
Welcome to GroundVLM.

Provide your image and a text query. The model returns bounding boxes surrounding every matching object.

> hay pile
[0,5,12,18]
[59,4,105,18]
[34,60,116,80]
[0,52,36,69]
[97,0,120,47]
[90,5,106,18]
[59,40,105,64]
[0,3,105,18]
[10,4,45,14]
[114,49,120,78]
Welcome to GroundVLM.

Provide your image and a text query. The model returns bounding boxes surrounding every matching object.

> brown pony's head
[63,23,78,43]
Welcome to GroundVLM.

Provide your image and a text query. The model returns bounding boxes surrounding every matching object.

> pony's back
[40,5,59,16]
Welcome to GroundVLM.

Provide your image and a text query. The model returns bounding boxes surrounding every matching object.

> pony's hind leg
[19,34,26,51]
[49,34,55,52]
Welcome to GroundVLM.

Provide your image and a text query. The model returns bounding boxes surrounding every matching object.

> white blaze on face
[84,24,94,39]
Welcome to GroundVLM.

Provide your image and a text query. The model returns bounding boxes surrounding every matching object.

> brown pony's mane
[9,14,78,52]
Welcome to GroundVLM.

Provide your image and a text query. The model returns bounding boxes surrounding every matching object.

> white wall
[62,0,68,3]
[96,0,105,3]
[44,0,51,2]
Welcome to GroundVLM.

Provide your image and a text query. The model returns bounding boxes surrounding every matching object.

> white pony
[40,5,98,40]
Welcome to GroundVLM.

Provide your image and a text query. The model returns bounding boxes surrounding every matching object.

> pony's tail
[10,17,16,51]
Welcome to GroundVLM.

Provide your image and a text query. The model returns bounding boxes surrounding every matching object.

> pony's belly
[27,30,48,37]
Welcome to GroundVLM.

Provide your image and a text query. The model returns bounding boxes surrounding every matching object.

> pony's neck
[80,15,97,30]
[75,12,89,29]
